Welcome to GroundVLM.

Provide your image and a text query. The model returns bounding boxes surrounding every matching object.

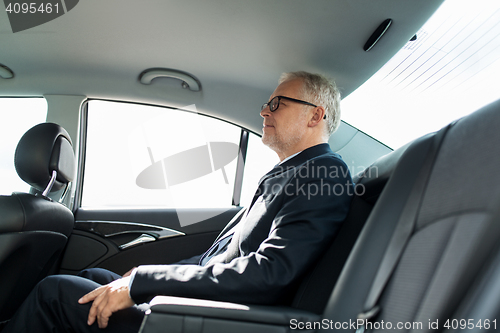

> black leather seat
[291,140,411,314]
[0,123,75,322]
[323,100,500,332]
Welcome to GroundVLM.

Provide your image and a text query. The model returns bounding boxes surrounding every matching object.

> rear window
[341,0,500,149]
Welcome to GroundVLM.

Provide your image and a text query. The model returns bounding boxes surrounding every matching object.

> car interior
[1,0,500,332]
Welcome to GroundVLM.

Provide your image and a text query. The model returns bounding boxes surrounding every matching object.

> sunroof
[341,0,500,149]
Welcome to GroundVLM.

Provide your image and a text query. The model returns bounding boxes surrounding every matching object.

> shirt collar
[279,151,302,165]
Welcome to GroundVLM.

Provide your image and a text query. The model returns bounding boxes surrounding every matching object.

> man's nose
[260,105,271,118]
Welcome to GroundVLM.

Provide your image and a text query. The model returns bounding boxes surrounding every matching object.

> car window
[0,98,47,195]
[341,0,500,149]
[82,100,245,208]
[240,133,279,207]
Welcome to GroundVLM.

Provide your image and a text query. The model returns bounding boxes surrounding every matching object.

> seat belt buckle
[355,305,380,333]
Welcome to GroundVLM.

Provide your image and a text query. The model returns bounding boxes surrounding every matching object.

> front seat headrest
[14,123,75,193]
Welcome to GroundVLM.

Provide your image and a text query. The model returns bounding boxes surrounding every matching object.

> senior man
[3,71,353,332]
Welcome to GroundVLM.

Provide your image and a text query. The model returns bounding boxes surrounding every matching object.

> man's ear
[308,106,326,127]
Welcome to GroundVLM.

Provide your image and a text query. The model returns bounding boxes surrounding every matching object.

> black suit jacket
[130,143,353,305]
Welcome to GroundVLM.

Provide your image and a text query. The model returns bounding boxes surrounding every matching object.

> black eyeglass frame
[262,95,326,119]
[261,95,317,112]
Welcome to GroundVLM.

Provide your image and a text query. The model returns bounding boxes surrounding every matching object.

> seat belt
[197,208,246,265]
[355,123,454,333]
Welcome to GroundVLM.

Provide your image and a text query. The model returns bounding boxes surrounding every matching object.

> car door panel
[60,207,242,275]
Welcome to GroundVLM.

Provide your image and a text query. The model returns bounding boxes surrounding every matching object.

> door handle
[119,234,156,250]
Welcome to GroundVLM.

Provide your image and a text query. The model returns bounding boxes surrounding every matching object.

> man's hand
[78,276,135,329]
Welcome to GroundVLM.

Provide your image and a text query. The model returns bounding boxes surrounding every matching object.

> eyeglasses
[261,95,317,112]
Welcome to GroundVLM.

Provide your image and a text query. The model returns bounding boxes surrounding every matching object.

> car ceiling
[0,0,444,135]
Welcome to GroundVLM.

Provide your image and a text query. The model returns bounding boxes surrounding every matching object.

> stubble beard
[262,125,305,155]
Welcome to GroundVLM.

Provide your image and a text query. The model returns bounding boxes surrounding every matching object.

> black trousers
[3,268,148,333]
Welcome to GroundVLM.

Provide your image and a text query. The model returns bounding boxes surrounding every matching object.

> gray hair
[279,71,341,137]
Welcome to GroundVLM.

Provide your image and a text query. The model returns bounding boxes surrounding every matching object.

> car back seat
[138,98,500,333]
[291,141,411,314]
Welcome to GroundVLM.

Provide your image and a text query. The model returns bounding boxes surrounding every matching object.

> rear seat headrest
[14,122,75,193]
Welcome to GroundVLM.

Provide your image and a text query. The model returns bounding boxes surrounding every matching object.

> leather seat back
[322,99,500,330]
[291,141,412,314]
[0,123,75,322]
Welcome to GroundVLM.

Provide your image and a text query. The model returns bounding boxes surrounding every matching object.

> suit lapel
[218,143,334,264]
[255,143,333,189]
